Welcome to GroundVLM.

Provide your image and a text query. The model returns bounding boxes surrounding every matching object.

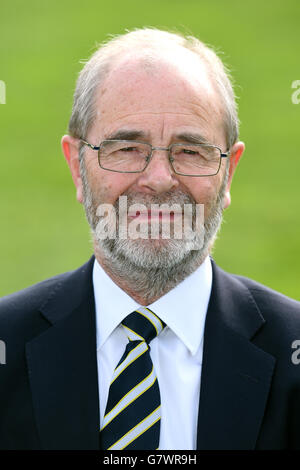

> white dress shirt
[93,256,212,450]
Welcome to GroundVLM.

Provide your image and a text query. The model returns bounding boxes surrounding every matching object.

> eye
[182,148,199,155]
[120,146,137,152]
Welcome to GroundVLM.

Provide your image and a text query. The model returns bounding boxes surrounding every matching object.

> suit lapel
[197,261,276,450]
[26,257,100,450]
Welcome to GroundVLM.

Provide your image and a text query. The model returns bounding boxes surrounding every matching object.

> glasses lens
[99,141,150,172]
[171,144,221,176]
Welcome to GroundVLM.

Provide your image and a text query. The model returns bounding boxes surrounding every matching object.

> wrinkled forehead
[97,47,222,117]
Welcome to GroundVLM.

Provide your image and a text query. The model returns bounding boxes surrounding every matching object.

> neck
[93,240,210,305]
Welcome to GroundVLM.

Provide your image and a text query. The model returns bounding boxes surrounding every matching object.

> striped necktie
[100,306,165,450]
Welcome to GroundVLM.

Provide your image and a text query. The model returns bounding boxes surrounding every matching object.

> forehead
[93,49,224,143]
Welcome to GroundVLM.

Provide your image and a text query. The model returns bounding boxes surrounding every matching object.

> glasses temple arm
[80,138,100,151]
[221,150,231,158]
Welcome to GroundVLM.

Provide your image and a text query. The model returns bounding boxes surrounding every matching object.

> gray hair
[68,28,240,152]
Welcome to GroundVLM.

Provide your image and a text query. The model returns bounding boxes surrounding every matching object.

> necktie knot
[122,307,165,344]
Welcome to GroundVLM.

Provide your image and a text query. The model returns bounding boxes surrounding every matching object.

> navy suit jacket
[0,256,300,450]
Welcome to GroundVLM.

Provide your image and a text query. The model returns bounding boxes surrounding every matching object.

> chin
[111,237,202,270]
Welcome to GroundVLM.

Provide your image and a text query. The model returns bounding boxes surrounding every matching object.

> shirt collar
[93,256,212,356]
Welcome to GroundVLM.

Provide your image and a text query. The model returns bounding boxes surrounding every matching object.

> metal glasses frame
[80,138,230,177]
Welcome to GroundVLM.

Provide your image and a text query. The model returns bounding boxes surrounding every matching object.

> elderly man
[0,28,300,451]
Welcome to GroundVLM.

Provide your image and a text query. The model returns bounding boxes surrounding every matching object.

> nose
[136,148,179,194]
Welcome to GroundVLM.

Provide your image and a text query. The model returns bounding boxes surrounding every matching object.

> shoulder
[225,268,300,337]
[0,271,69,318]
[233,272,300,315]
[212,259,300,312]
[0,257,95,341]
[0,271,70,346]
[210,259,300,335]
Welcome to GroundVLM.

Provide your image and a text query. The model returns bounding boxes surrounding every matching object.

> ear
[222,141,245,209]
[61,135,84,204]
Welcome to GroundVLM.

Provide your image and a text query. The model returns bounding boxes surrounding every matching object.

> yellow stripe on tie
[110,342,148,384]
[123,324,144,342]
[101,367,156,430]
[145,308,164,331]
[120,414,161,450]
[136,307,163,336]
[108,406,161,450]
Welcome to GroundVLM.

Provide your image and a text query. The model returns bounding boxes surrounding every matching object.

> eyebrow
[105,130,149,141]
[175,132,211,145]
[104,129,211,145]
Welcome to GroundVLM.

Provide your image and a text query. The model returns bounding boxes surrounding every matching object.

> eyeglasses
[80,139,230,177]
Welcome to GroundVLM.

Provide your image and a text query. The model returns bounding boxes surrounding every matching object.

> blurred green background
[0,0,299,299]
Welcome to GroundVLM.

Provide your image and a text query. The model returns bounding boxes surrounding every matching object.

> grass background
[0,0,299,299]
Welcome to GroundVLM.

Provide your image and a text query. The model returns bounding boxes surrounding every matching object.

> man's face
[63,50,244,270]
